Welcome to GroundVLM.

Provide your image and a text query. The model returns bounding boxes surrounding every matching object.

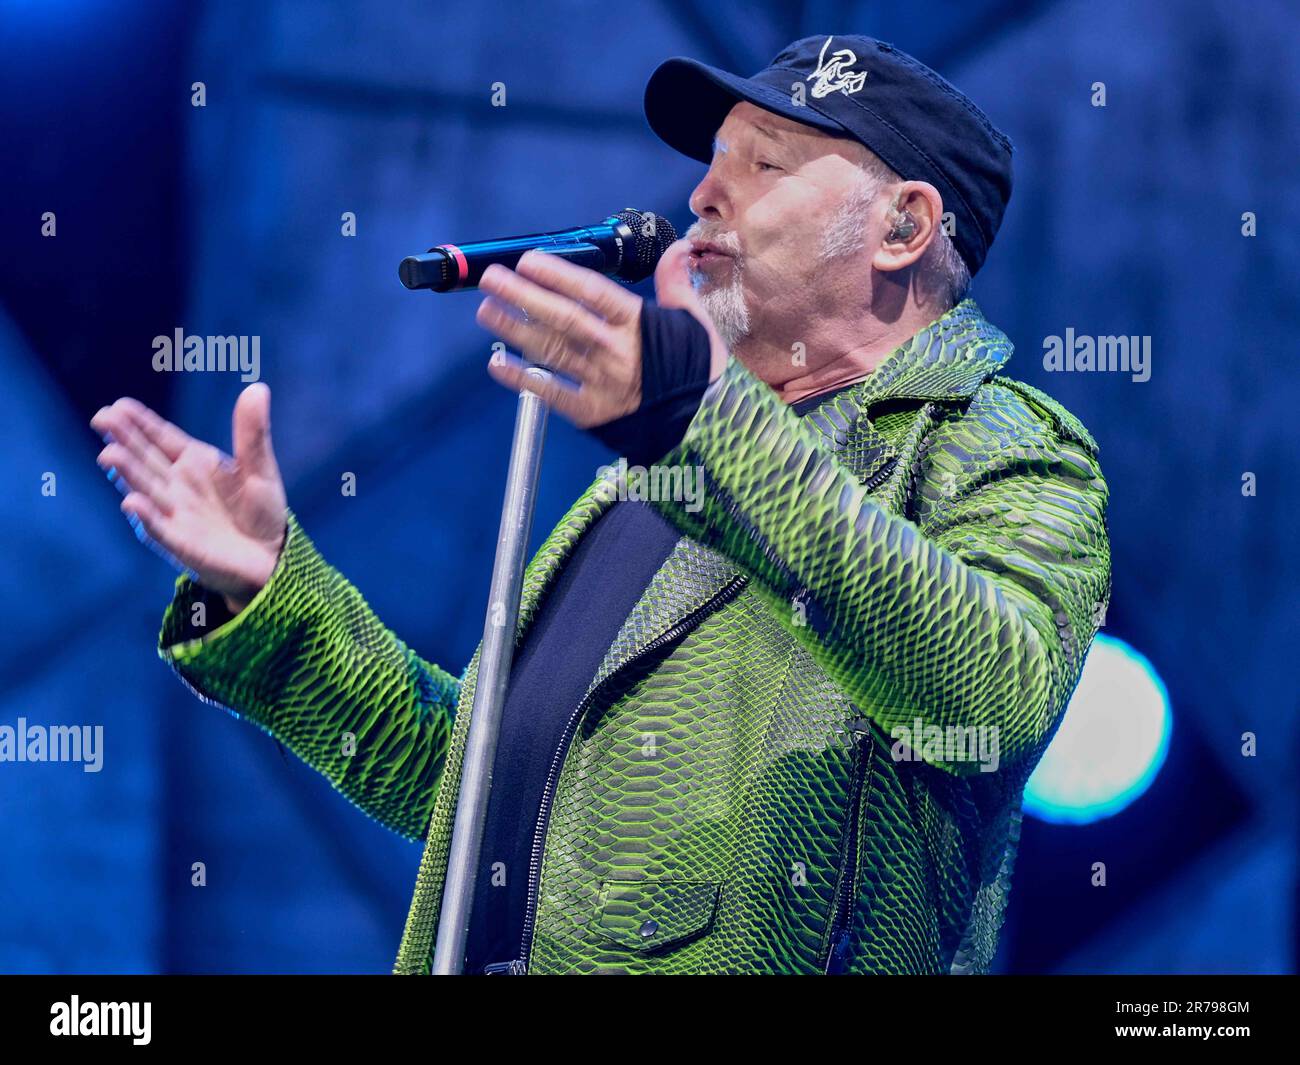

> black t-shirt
[464,497,682,972]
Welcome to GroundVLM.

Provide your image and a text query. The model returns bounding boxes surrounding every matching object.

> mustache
[684,220,744,262]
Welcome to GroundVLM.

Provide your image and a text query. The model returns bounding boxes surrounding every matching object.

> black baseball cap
[644,34,1014,276]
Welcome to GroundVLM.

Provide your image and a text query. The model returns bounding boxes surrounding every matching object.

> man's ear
[873,181,943,273]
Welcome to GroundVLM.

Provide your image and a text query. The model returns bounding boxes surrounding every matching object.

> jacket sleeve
[157,508,459,840]
[645,357,1113,775]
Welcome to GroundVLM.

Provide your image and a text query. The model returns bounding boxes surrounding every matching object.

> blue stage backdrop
[0,0,1295,973]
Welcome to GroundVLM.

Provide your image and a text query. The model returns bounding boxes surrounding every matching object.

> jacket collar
[791,298,1012,485]
[510,298,1013,647]
[807,297,1013,414]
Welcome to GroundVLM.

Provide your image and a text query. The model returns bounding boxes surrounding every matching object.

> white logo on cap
[806,36,868,98]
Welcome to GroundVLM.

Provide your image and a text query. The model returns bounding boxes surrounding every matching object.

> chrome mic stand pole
[432,365,553,974]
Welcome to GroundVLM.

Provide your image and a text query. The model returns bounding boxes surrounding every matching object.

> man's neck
[739,301,944,406]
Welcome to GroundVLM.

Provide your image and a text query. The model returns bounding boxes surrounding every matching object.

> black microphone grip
[399,209,677,292]
[399,240,606,292]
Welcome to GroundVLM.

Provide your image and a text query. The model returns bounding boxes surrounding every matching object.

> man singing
[91,35,1112,974]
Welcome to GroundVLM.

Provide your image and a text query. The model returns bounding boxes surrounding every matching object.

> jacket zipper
[862,455,898,494]
[822,720,873,975]
[489,571,750,974]
[687,449,892,976]
[827,428,907,973]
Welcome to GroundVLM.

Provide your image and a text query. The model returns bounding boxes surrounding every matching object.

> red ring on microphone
[443,244,469,284]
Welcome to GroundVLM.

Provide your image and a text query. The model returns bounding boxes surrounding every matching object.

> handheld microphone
[398,208,677,292]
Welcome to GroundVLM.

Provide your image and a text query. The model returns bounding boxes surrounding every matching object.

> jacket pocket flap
[596,879,722,953]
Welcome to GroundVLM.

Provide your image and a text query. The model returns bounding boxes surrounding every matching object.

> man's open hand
[476,237,728,425]
[90,383,288,614]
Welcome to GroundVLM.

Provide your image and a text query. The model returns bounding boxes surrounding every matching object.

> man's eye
[756,161,782,172]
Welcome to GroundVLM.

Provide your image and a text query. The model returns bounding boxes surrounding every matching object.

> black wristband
[588,303,713,467]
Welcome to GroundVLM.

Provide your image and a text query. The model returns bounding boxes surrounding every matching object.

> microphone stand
[432,365,553,975]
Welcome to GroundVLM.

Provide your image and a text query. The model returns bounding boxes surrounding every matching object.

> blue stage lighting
[1024,634,1172,825]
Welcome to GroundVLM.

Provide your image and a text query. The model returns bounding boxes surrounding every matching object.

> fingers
[94,397,191,463]
[120,491,165,546]
[654,238,720,338]
[654,237,730,383]
[121,492,187,572]
[91,399,181,512]
[477,261,615,381]
[512,249,642,325]
[652,238,697,308]
[96,441,173,513]
[485,349,588,424]
[232,382,277,476]
[91,402,172,483]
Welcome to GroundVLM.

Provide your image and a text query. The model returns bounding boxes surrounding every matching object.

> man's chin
[702,301,750,350]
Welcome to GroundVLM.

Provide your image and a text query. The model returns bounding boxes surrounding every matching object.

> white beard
[691,263,751,350]
[684,176,878,353]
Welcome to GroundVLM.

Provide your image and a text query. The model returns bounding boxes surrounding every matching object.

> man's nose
[688,164,729,222]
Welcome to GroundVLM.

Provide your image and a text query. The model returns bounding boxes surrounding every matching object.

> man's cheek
[740,195,795,253]
[737,254,781,305]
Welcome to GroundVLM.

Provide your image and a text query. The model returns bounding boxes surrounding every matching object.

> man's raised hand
[475,239,728,427]
[90,382,288,615]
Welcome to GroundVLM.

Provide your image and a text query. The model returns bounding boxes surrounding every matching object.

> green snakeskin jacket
[157,298,1112,975]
